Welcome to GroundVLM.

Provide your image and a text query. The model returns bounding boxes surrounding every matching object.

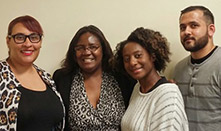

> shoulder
[154,83,183,100]
[216,46,221,52]
[160,83,179,90]
[0,59,9,71]
[211,46,221,60]
[34,65,51,78]
[53,68,73,80]
[158,83,181,94]
[0,59,20,87]
[103,72,119,86]
[175,56,190,69]
[173,56,190,78]
[33,65,57,89]
[52,68,74,91]
[151,84,188,131]
[53,68,66,76]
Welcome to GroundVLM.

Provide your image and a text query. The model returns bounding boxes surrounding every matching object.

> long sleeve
[150,84,189,131]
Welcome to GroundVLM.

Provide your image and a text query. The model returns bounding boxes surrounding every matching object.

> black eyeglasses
[8,33,42,44]
[74,45,100,52]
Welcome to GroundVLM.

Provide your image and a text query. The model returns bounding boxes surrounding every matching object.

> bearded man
[173,5,221,131]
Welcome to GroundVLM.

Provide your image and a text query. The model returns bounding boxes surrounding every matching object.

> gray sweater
[173,47,221,131]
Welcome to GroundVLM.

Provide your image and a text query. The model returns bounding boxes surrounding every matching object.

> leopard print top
[0,60,65,131]
[68,71,125,130]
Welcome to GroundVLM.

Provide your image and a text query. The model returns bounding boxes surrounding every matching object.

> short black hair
[180,5,214,25]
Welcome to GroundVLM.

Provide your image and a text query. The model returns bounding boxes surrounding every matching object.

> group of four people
[0,5,220,131]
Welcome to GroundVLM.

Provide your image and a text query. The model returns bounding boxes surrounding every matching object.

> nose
[183,26,192,36]
[82,47,92,55]
[22,37,32,47]
[129,57,137,66]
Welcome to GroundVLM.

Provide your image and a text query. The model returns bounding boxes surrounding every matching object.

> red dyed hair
[8,15,43,35]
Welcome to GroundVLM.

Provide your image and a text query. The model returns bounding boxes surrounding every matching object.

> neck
[7,58,34,75]
[82,67,103,80]
[139,69,161,93]
[191,40,215,59]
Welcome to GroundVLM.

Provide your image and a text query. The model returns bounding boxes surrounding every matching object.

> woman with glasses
[0,15,65,131]
[53,25,125,130]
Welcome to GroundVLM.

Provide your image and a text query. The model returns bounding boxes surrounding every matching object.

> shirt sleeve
[150,84,189,131]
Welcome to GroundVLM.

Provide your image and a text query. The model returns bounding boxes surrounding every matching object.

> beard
[181,32,209,52]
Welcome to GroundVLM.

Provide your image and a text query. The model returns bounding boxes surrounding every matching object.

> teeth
[22,51,32,53]
[83,58,94,62]
[132,68,142,73]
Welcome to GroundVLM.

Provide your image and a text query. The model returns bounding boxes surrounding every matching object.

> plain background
[0,0,220,78]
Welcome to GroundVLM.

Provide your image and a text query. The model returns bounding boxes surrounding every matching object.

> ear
[208,24,215,37]
[6,36,10,47]
[39,41,42,48]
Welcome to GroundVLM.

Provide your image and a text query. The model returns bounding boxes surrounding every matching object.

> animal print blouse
[68,71,125,130]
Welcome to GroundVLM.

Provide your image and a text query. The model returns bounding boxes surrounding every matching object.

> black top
[147,77,169,93]
[17,85,64,131]
[191,46,218,64]
[53,69,74,131]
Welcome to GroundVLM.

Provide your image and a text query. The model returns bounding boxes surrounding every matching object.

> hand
[168,79,176,83]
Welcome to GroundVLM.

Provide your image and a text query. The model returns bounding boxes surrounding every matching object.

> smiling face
[179,10,210,52]
[75,32,103,74]
[7,23,42,66]
[123,42,155,81]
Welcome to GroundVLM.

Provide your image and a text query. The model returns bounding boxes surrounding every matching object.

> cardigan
[0,60,65,131]
[53,69,73,131]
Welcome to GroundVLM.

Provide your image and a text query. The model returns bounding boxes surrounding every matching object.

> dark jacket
[53,68,136,130]
[53,69,73,131]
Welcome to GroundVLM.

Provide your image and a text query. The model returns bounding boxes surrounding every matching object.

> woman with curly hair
[114,27,189,131]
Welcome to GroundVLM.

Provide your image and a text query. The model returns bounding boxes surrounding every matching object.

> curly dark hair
[113,27,171,76]
[61,25,113,74]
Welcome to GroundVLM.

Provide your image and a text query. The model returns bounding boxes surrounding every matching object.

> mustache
[183,36,195,42]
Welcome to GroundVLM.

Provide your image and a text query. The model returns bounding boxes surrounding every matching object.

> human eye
[30,34,41,42]
[179,25,186,31]
[190,23,198,28]
[89,45,97,49]
[134,53,142,58]
[14,34,25,41]
[74,46,84,51]
[89,45,99,51]
[123,56,130,63]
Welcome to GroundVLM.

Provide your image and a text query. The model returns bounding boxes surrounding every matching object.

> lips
[82,58,95,63]
[130,67,142,74]
[183,36,195,43]
[21,50,33,56]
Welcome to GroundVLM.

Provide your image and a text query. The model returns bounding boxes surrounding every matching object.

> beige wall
[1,0,220,78]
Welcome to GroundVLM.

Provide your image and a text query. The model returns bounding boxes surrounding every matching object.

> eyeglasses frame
[74,45,100,53]
[8,33,43,44]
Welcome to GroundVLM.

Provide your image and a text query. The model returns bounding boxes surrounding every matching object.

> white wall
[1,0,220,78]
